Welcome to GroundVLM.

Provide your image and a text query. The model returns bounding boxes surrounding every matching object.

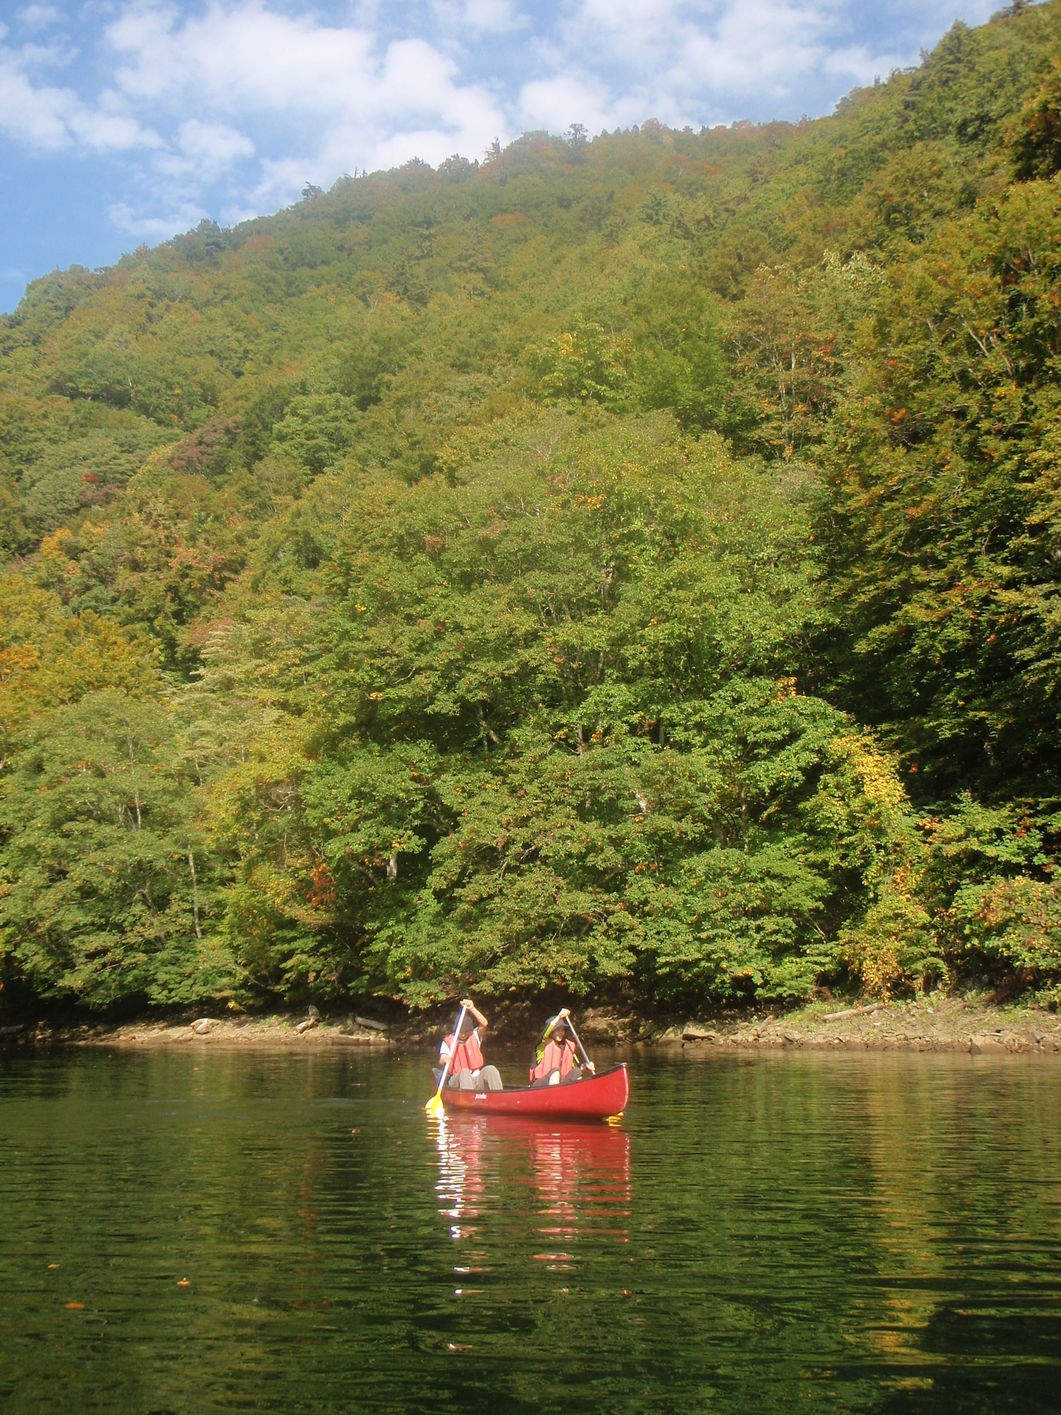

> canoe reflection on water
[433,1114,631,1270]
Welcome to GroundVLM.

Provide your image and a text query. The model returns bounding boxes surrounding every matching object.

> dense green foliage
[2,2,1061,1015]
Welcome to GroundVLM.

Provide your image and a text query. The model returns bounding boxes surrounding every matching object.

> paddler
[438,998,503,1091]
[529,1008,594,1086]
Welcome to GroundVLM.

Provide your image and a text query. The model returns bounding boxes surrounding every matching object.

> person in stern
[529,1008,595,1086]
[439,998,503,1091]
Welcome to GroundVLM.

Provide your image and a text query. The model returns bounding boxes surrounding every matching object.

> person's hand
[585,1061,596,1073]
[460,997,474,1010]
[559,1007,570,1019]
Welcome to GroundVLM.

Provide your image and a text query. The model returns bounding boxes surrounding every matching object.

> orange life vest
[529,1036,577,1083]
[442,1029,484,1075]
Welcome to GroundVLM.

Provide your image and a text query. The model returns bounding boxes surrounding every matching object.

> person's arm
[539,1007,569,1047]
[461,997,488,1031]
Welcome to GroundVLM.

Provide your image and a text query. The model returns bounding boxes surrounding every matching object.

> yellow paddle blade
[425,1091,444,1117]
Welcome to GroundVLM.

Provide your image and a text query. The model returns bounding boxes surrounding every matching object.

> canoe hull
[440,1063,629,1120]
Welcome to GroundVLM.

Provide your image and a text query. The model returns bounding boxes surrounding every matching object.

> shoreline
[4,993,1060,1057]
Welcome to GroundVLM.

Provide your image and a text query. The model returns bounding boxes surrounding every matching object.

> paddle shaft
[563,1015,594,1072]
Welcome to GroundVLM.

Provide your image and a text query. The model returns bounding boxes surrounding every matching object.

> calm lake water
[1,1042,1059,1413]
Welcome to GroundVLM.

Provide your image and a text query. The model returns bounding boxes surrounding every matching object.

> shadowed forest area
[2,2,1061,1022]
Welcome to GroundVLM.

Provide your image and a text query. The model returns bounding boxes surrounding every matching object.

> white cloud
[821,42,904,88]
[573,0,823,90]
[152,118,255,181]
[64,3,500,226]
[109,199,210,242]
[0,58,73,147]
[103,6,504,138]
[545,0,925,121]
[178,118,255,166]
[518,71,632,137]
[238,154,321,214]
[422,0,525,39]
[0,32,159,151]
[378,37,461,112]
[70,105,161,151]
[461,0,527,35]
[0,65,159,153]
[371,127,463,169]
[16,4,63,31]
[106,5,378,111]
[568,0,683,60]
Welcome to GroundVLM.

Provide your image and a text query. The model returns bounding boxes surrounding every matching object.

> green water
[1,1044,1059,1412]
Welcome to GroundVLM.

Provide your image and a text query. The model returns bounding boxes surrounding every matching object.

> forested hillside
[2,1,1060,1016]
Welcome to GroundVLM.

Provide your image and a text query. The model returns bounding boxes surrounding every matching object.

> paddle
[425,1002,468,1116]
[563,1012,595,1075]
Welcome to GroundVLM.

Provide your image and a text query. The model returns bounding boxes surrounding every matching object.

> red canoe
[440,1063,629,1121]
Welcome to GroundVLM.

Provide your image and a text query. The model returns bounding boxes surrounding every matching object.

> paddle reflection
[433,1115,631,1273]
[434,1111,488,1244]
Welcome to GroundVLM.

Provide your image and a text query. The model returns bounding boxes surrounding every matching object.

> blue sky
[0,0,1002,314]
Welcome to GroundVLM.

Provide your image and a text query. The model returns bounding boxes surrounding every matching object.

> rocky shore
[666,994,1061,1055]
[4,992,1060,1056]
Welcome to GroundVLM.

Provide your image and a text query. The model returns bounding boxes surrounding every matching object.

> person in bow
[529,1008,594,1086]
[439,998,503,1091]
